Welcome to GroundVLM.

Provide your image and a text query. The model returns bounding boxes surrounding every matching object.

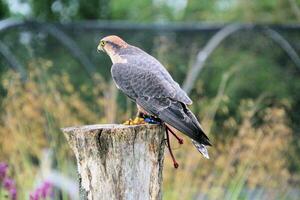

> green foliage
[183,0,300,22]
[0,0,9,19]
[110,0,153,22]
[76,0,110,19]
[30,0,59,21]
[4,0,300,23]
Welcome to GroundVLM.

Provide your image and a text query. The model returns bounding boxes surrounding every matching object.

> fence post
[62,124,165,200]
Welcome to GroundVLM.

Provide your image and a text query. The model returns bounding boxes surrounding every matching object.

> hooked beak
[97,44,104,53]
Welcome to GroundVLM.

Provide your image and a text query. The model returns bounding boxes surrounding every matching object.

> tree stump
[62,124,165,200]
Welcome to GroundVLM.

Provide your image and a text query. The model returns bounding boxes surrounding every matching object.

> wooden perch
[62,124,165,200]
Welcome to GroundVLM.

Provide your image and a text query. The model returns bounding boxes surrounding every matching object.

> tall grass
[0,59,111,198]
[0,59,298,199]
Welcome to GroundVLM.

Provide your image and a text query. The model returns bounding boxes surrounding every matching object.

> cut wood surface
[62,124,165,200]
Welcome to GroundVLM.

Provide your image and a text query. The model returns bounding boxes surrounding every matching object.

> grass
[0,58,298,199]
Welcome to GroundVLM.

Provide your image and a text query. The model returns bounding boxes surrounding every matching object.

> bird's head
[97,35,128,55]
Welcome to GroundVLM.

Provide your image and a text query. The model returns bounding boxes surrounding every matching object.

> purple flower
[3,177,15,190]
[30,188,41,200]
[10,188,17,200]
[41,181,52,198]
[30,181,53,200]
[2,178,17,200]
[29,192,39,200]
[0,162,17,200]
[0,162,8,181]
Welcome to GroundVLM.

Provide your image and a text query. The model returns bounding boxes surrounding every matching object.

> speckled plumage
[113,45,192,105]
[99,36,211,157]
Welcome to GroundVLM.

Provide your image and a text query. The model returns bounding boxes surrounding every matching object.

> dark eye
[100,40,106,47]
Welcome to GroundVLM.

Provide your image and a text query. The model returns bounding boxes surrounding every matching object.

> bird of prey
[97,35,211,167]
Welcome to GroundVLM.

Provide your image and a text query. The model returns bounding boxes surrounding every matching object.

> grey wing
[173,82,192,105]
[127,54,193,105]
[158,66,192,105]
[111,62,177,101]
[111,62,210,146]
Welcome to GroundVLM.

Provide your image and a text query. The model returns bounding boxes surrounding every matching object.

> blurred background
[0,0,300,199]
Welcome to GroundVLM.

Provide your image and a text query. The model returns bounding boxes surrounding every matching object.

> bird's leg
[143,114,162,124]
[166,125,184,144]
[165,127,179,169]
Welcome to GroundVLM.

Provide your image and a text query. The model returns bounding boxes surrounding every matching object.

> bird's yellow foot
[123,117,145,125]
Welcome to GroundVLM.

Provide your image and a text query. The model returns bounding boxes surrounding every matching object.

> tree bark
[62,124,165,200]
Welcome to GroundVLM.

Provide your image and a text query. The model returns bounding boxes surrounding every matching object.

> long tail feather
[192,140,210,159]
[158,102,211,146]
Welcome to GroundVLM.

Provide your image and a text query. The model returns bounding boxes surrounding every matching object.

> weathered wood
[62,124,165,200]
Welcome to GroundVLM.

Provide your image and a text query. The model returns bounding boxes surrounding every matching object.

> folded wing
[111,62,211,146]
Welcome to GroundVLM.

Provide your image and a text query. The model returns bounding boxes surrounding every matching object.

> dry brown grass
[0,59,111,196]
[0,59,296,199]
[163,98,292,199]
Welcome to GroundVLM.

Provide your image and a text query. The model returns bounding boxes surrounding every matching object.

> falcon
[97,35,211,168]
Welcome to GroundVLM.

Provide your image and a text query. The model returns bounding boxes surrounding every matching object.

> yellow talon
[123,119,132,125]
[133,117,145,125]
[123,117,145,125]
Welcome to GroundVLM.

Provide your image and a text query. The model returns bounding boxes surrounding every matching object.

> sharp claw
[123,118,132,125]
[123,117,145,125]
